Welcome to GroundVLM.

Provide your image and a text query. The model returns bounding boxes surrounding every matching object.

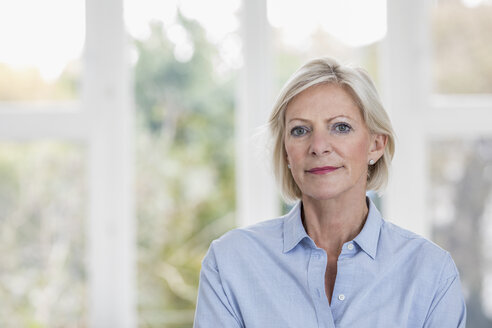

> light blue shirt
[194,198,466,327]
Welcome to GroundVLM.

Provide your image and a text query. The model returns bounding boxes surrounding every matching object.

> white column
[381,0,431,237]
[236,0,279,226]
[84,0,135,327]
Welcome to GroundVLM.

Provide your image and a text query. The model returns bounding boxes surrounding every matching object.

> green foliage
[134,15,236,327]
[0,142,87,327]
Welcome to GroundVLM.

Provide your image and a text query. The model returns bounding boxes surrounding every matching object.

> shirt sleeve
[423,252,467,328]
[193,241,243,328]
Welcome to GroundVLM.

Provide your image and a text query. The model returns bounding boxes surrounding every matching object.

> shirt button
[347,243,354,250]
[313,253,320,259]
[338,294,345,301]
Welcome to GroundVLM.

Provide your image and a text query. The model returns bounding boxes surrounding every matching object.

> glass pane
[127,0,239,326]
[0,0,84,101]
[429,138,492,326]
[431,0,492,94]
[268,0,386,99]
[0,141,87,327]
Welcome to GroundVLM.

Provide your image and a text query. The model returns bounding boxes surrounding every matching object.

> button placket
[308,248,334,327]
[308,249,325,301]
[330,253,355,323]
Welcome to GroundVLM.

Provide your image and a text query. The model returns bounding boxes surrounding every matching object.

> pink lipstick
[306,166,340,175]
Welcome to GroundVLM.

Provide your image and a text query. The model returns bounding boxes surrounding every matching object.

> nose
[309,130,332,156]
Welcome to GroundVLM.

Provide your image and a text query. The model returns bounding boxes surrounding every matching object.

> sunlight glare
[461,0,486,7]
[268,0,386,48]
[167,24,195,62]
[0,0,85,81]
[124,0,178,39]
[1,0,387,82]
[179,0,241,43]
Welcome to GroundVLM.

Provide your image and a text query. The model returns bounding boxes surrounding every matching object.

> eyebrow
[287,115,352,124]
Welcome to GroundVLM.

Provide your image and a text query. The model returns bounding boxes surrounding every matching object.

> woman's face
[284,83,385,201]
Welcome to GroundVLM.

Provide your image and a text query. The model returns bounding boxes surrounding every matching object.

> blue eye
[333,122,352,134]
[290,126,309,137]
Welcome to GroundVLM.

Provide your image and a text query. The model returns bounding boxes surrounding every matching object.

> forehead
[285,83,362,121]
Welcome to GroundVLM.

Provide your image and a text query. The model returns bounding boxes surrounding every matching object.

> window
[125,0,239,325]
[0,0,135,326]
[427,0,492,325]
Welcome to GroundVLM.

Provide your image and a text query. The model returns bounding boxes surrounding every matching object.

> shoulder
[381,219,446,256]
[379,220,459,280]
[225,216,285,240]
[203,216,286,268]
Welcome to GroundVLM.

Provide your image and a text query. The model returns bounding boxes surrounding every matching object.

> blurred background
[0,0,491,327]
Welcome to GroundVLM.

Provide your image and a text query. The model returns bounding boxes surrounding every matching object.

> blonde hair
[268,57,395,203]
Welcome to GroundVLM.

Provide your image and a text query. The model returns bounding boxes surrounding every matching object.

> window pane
[429,138,492,326]
[0,141,87,327]
[268,0,386,102]
[431,0,492,94]
[0,0,84,101]
[127,0,239,326]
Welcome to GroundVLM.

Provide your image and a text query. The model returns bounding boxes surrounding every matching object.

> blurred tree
[133,13,237,327]
[430,1,492,325]
[0,142,87,327]
[431,139,492,327]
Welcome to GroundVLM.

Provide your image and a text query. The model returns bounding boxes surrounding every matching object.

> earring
[287,164,291,169]
[368,159,375,165]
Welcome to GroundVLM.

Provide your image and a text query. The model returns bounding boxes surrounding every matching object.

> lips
[306,166,340,174]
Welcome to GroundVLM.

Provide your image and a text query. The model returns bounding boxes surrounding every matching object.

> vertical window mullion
[84,0,135,326]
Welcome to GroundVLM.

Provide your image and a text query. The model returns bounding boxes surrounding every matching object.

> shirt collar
[282,202,309,253]
[282,197,383,259]
[353,197,383,260]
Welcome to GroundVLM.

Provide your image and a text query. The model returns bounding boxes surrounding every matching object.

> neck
[301,190,369,256]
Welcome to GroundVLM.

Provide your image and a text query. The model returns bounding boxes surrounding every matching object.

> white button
[313,253,320,259]
[338,294,345,301]
[347,243,354,250]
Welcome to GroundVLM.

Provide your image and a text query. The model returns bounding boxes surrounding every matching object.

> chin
[301,182,363,201]
[302,189,346,201]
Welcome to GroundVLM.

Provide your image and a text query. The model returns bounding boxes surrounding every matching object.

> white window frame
[237,0,280,226]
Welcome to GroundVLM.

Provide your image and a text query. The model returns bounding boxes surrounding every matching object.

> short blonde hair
[268,57,395,203]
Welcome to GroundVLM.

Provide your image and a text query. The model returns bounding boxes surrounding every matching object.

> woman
[194,57,466,327]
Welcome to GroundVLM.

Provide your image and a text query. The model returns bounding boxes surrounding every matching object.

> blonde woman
[194,57,466,328]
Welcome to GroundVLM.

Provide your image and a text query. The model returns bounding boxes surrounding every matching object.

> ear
[368,134,387,163]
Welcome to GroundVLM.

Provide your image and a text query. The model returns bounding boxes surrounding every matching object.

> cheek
[284,136,294,158]
[284,140,304,163]
[340,139,370,164]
